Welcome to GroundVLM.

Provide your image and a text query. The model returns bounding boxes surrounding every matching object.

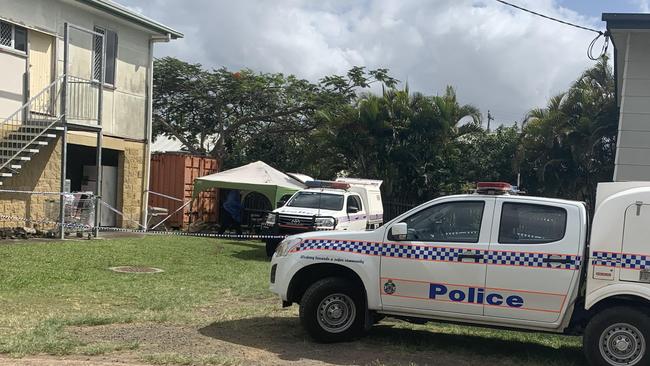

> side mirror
[389,222,408,241]
[347,205,359,214]
[276,200,286,208]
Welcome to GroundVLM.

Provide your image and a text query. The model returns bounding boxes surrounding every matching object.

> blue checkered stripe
[294,239,580,269]
[382,243,464,261]
[621,254,650,269]
[591,251,650,270]
[591,251,620,268]
[485,251,580,270]
[294,239,382,256]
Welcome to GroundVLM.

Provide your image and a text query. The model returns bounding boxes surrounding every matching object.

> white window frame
[92,25,117,86]
[91,26,105,83]
[0,20,27,54]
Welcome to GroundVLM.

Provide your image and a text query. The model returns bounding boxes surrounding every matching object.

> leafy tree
[517,57,617,209]
[152,55,617,210]
[153,57,396,166]
[456,125,520,187]
[326,86,483,201]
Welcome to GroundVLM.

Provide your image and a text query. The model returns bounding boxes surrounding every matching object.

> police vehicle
[269,181,650,366]
[263,179,383,256]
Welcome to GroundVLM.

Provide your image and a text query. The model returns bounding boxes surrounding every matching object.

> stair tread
[0,156,30,160]
[0,99,64,181]
[1,140,48,145]
[16,125,62,130]
[1,147,39,152]
[6,132,56,138]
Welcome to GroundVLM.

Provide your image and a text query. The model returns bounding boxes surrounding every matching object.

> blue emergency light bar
[305,180,350,190]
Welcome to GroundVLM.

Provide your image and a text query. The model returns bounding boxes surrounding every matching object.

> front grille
[270,264,277,283]
[278,215,313,227]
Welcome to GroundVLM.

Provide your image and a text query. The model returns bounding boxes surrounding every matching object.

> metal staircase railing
[1,22,108,237]
[0,74,65,176]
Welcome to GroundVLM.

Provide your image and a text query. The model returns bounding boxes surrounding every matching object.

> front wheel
[584,306,650,366]
[299,277,365,343]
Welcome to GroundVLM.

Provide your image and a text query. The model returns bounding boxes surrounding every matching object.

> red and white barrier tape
[0,214,286,239]
[0,189,92,196]
[97,226,286,239]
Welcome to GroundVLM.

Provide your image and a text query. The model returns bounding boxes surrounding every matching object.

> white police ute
[263,179,383,256]
[269,181,650,366]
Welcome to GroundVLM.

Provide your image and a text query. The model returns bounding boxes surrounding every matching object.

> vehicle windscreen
[287,192,344,211]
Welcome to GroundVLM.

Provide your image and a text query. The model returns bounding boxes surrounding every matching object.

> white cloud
[121,0,605,124]
[634,0,650,12]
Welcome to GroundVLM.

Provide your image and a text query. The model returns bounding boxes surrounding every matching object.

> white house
[0,0,182,228]
[603,13,650,181]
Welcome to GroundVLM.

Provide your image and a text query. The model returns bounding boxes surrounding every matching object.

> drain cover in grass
[109,266,164,274]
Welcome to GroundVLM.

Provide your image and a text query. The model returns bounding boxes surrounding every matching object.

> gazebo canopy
[193,161,306,208]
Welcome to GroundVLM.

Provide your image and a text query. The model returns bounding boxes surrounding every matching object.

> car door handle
[458,253,483,261]
[543,256,572,264]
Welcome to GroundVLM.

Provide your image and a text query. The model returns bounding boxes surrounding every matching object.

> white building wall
[615,31,650,181]
[0,51,26,121]
[0,0,153,140]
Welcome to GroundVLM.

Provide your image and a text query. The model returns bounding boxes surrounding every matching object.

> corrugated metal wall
[149,153,219,228]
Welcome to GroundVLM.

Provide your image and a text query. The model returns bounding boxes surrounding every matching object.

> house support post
[59,23,70,239]
[93,131,102,236]
[93,31,105,237]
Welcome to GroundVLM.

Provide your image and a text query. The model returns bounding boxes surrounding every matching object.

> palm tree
[518,57,617,209]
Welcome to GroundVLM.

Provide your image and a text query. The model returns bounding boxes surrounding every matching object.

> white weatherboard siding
[0,0,152,140]
[614,31,650,181]
[0,51,25,121]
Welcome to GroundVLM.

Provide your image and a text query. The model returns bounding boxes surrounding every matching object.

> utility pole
[487,110,494,133]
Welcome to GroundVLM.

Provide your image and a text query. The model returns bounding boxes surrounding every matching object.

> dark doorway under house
[66,144,119,226]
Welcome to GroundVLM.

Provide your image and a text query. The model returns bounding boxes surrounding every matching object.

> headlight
[275,237,302,257]
[266,214,276,225]
[314,217,335,227]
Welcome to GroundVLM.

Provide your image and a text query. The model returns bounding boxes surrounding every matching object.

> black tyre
[584,306,650,366]
[299,277,365,343]
[265,239,281,257]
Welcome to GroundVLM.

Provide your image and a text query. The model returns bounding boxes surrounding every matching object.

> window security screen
[93,27,117,85]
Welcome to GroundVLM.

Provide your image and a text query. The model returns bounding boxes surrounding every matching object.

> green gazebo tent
[193,161,306,209]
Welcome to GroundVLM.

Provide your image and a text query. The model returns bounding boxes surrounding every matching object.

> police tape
[0,214,287,239]
[99,200,146,230]
[0,189,91,196]
[96,226,287,239]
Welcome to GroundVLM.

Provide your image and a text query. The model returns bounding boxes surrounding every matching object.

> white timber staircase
[0,75,65,186]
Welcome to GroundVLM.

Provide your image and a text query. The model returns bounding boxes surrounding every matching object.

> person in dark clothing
[219,190,242,234]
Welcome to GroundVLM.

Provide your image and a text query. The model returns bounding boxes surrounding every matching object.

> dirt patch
[0,355,149,366]
[64,317,583,366]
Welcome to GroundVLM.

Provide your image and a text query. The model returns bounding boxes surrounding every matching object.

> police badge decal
[383,280,396,295]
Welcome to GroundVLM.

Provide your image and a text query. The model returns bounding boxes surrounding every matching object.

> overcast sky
[118,0,649,126]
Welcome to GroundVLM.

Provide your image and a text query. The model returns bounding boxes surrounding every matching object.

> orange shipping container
[149,152,219,229]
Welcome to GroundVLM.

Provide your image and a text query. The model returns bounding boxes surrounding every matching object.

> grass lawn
[0,235,585,365]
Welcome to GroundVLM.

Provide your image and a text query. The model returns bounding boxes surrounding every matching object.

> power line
[494,0,610,60]
[494,0,603,35]
[588,32,610,60]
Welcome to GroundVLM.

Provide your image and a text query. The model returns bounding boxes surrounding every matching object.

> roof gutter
[76,0,183,39]
[602,13,650,31]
